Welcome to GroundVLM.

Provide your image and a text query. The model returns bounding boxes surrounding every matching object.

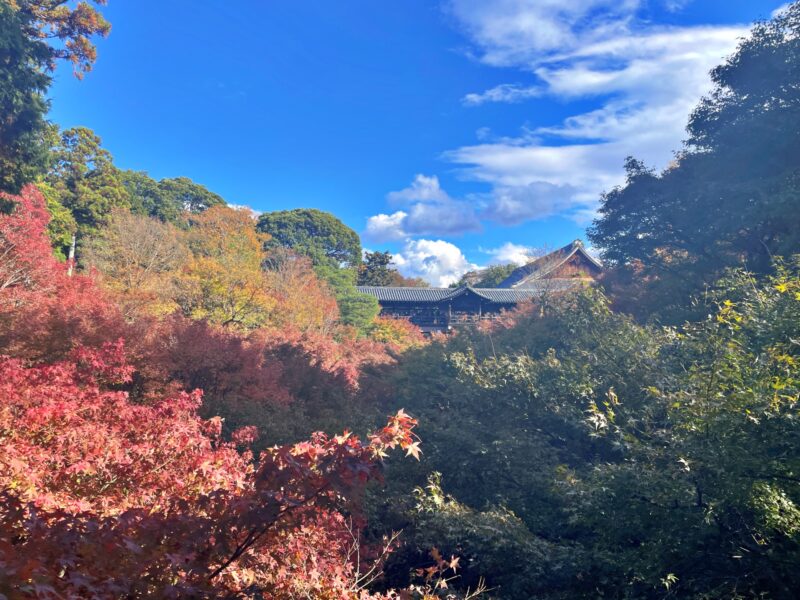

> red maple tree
[0,343,420,597]
[0,185,427,597]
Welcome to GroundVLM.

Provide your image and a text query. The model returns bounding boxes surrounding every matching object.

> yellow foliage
[369,316,427,352]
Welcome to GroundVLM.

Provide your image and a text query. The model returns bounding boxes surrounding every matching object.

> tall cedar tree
[0,2,51,194]
[10,0,111,77]
[0,1,110,192]
[44,127,129,263]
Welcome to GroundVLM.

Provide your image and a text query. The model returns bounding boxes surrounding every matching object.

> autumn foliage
[370,316,428,353]
[0,185,60,292]
[0,186,126,364]
[0,186,428,597]
[0,344,420,597]
[12,0,112,77]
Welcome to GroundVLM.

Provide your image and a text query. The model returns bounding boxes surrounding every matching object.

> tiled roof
[356,287,458,302]
[357,280,584,304]
[498,240,602,289]
[472,281,582,301]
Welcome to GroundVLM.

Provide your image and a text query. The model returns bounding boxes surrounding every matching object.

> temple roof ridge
[496,239,602,289]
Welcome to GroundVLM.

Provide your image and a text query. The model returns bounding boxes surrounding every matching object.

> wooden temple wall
[378,302,514,331]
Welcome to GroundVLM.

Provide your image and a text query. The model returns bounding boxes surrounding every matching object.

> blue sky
[48,0,785,285]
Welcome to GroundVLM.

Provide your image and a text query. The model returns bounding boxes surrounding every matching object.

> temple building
[357,240,602,333]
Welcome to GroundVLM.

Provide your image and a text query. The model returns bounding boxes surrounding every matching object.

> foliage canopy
[257,208,362,269]
[589,3,800,321]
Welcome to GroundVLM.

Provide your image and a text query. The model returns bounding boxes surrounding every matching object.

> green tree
[121,171,225,224]
[455,264,517,288]
[157,176,226,214]
[358,250,427,288]
[11,0,111,78]
[337,291,380,331]
[0,1,111,192]
[37,182,77,260]
[375,262,800,598]
[256,208,362,269]
[358,251,395,286]
[122,170,177,223]
[257,209,374,331]
[589,3,800,321]
[315,261,379,334]
[0,2,51,193]
[46,127,129,258]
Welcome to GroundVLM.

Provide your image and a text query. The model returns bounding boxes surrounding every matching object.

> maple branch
[207,483,331,581]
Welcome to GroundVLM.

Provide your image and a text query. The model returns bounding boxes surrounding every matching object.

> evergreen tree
[46,127,129,257]
[0,2,51,193]
[358,251,395,286]
[589,3,800,321]
[257,208,362,269]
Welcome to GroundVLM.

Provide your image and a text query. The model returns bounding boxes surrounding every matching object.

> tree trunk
[67,233,76,276]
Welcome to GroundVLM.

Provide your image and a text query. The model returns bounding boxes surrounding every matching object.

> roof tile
[357,280,585,304]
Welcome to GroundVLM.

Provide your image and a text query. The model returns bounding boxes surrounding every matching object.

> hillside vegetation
[0,2,799,598]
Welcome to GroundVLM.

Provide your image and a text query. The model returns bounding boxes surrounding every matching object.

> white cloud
[365,211,409,241]
[445,0,642,66]
[227,203,262,218]
[392,239,479,287]
[481,181,584,224]
[445,0,747,225]
[481,242,535,265]
[772,3,791,18]
[386,174,450,204]
[445,142,625,197]
[365,174,482,241]
[664,0,693,12]
[475,126,493,140]
[463,83,542,106]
